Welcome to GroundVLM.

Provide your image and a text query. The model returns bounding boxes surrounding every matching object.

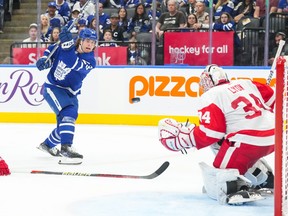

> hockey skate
[37,142,61,157]
[60,145,83,159]
[226,190,264,205]
[59,145,83,165]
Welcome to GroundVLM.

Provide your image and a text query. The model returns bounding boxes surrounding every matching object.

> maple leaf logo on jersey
[54,61,71,81]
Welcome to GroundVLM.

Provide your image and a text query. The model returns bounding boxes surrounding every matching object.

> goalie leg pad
[199,162,252,205]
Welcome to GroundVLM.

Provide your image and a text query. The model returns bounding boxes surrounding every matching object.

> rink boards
[0,65,275,125]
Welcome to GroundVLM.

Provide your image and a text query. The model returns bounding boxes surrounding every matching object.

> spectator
[66,0,77,9]
[127,36,147,65]
[68,18,87,40]
[110,0,123,8]
[213,11,237,32]
[127,3,152,38]
[98,3,111,33]
[22,23,43,48]
[99,29,118,46]
[186,13,198,31]
[46,1,65,27]
[56,0,71,24]
[233,0,255,23]
[194,12,240,47]
[277,0,288,13]
[50,18,61,29]
[214,0,235,20]
[253,0,278,20]
[88,16,97,31]
[194,0,209,24]
[40,14,51,42]
[155,0,186,41]
[124,0,140,8]
[99,0,110,8]
[127,37,138,64]
[268,31,288,65]
[76,18,88,36]
[147,4,162,21]
[67,7,81,35]
[215,12,241,56]
[118,7,129,31]
[103,13,126,41]
[72,0,95,19]
[161,0,187,12]
[186,0,197,15]
[144,0,162,8]
[49,26,60,43]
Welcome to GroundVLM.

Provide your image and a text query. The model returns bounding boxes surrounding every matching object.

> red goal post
[275,56,288,216]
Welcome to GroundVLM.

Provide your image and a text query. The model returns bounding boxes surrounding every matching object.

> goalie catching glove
[158,118,196,151]
[0,157,10,176]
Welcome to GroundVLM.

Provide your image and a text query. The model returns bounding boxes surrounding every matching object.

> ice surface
[0,123,274,216]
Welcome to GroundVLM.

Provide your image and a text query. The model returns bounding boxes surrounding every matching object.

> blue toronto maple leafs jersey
[43,44,96,95]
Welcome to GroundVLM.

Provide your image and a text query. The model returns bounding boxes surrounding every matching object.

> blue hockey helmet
[79,28,97,41]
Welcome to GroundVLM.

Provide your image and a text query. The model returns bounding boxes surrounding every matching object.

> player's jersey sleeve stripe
[227,129,274,146]
[199,125,225,139]
[228,133,274,146]
[265,90,275,107]
[219,146,237,169]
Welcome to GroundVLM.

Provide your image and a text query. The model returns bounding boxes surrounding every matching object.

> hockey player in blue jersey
[36,27,97,159]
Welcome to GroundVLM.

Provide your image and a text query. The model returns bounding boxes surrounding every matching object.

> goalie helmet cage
[275,56,288,216]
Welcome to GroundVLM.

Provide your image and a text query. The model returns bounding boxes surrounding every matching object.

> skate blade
[227,194,265,205]
[58,157,82,165]
[257,188,274,196]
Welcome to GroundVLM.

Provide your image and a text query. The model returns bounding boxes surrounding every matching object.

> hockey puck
[131,97,140,103]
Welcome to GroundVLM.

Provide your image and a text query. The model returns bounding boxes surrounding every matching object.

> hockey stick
[30,161,170,179]
[44,0,91,63]
[266,39,286,85]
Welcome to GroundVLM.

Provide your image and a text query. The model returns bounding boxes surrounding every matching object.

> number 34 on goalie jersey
[199,92,273,124]
[195,79,275,147]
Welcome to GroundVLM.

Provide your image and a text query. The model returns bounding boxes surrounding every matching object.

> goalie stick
[266,39,286,85]
[31,161,169,179]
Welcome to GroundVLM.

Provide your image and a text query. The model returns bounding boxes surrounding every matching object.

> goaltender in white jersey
[158,64,275,205]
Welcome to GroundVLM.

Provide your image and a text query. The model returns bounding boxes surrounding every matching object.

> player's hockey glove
[36,57,52,71]
[158,118,196,152]
[59,26,74,50]
[0,157,10,176]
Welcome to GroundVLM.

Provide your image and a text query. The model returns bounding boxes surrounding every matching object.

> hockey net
[275,56,288,216]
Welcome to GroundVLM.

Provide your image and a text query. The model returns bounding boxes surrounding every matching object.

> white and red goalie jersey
[194,79,275,149]
[192,79,275,174]
[159,79,275,175]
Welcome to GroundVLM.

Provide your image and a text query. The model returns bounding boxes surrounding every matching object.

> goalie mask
[199,64,229,92]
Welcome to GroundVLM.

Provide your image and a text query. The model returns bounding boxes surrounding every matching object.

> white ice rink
[0,123,274,216]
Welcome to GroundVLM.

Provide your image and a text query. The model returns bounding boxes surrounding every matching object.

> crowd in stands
[21,0,288,65]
